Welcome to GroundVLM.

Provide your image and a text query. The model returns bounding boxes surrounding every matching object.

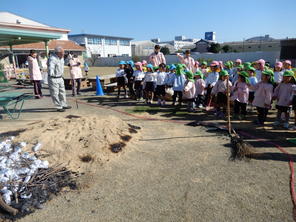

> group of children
[114,58,296,130]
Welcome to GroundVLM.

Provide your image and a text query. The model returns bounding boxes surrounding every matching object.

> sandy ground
[63,66,117,78]
[0,84,295,221]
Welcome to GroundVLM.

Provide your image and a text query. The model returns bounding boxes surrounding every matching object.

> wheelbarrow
[0,92,32,119]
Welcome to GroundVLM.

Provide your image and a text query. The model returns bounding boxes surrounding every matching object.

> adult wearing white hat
[48,46,71,112]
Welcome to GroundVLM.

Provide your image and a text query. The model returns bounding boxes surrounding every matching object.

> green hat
[283,70,296,82]
[239,71,250,84]
[225,61,231,68]
[219,70,229,76]
[283,70,294,77]
[237,65,244,69]
[175,64,185,75]
[248,67,256,72]
[262,69,274,83]
[262,69,274,76]
[201,61,207,66]
[243,62,251,67]
[185,71,194,82]
[194,70,204,79]
[153,66,159,71]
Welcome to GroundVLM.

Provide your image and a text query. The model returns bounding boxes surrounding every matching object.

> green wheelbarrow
[0,92,32,119]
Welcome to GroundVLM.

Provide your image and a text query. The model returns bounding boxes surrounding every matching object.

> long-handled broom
[226,78,259,160]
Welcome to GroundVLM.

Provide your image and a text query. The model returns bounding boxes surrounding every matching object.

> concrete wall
[91,51,281,67]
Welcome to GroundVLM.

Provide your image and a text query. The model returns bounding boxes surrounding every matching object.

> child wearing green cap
[273,70,296,129]
[169,64,186,106]
[211,70,232,118]
[194,71,206,108]
[251,69,274,126]
[231,71,249,120]
[183,71,196,112]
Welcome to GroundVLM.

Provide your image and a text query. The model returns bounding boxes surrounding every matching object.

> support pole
[9,44,16,73]
[44,40,49,58]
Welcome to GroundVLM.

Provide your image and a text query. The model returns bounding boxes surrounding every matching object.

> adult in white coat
[69,54,83,96]
[27,50,43,98]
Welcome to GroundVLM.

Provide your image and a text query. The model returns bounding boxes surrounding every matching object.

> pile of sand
[11,115,138,172]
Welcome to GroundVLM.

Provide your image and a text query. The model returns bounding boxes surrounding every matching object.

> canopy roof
[0,12,69,47]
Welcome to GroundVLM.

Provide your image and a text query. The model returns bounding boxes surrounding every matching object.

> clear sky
[1,0,296,42]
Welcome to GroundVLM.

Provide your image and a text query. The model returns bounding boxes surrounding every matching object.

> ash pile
[0,137,77,220]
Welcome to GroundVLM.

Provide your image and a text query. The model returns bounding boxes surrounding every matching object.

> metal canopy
[0,28,62,46]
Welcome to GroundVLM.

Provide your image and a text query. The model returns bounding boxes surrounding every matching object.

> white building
[68,34,133,58]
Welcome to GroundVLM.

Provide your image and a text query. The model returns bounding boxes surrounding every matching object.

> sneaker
[283,122,289,129]
[162,100,166,106]
[198,104,204,109]
[273,121,280,126]
[289,125,296,130]
[124,95,129,98]
[157,99,161,105]
[63,106,72,109]
[57,108,65,112]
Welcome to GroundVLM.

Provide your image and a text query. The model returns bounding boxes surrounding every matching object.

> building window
[268,45,272,47]
[120,40,130,46]
[87,37,102,45]
[248,46,251,48]
[105,39,117,45]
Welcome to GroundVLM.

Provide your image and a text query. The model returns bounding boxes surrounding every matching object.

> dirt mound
[11,115,138,172]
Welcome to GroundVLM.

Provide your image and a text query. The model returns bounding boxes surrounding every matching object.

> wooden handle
[0,196,18,215]
[226,79,231,135]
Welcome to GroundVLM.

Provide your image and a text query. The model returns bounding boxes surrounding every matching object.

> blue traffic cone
[96,75,104,96]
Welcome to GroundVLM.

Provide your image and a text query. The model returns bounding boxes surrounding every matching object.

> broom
[205,95,214,111]
[226,78,259,160]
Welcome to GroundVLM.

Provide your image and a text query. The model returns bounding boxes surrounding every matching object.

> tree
[160,46,170,55]
[222,45,231,53]
[88,54,100,66]
[208,43,221,53]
